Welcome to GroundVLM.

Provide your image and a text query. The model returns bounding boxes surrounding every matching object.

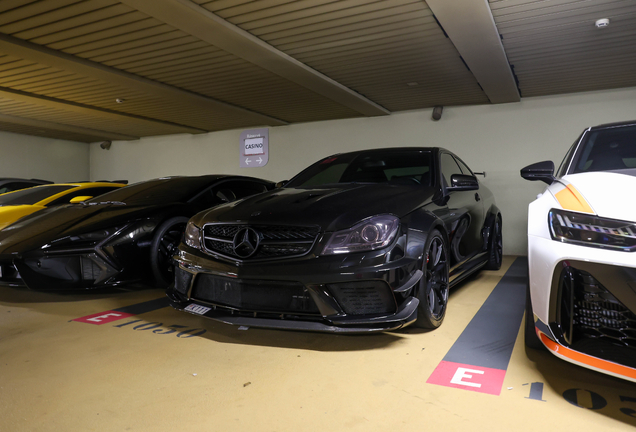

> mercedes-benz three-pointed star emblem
[232,227,260,258]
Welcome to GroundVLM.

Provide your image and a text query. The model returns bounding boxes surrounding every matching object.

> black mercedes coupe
[0,175,272,290]
[168,148,502,333]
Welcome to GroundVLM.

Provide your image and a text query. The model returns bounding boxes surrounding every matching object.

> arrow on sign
[256,157,263,164]
[245,158,251,165]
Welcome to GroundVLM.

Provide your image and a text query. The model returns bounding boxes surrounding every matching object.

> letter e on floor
[73,311,135,325]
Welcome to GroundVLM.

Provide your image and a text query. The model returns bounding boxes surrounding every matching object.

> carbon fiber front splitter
[166,287,419,333]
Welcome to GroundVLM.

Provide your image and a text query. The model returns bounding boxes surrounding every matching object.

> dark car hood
[191,183,436,231]
[0,202,178,255]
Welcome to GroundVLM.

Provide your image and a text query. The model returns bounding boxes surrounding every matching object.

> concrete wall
[0,131,89,182]
[89,86,636,255]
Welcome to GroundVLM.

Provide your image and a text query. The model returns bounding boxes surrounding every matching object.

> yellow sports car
[0,182,126,230]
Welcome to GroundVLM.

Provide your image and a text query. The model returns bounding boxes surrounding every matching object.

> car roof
[323,147,443,159]
[28,181,127,189]
[589,120,636,131]
[132,174,273,185]
[0,178,52,185]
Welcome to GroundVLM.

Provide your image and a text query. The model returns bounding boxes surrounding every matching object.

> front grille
[202,224,320,261]
[327,281,396,316]
[191,273,320,314]
[573,272,636,347]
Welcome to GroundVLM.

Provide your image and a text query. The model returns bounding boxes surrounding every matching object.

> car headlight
[549,209,636,251]
[322,215,399,255]
[184,221,201,249]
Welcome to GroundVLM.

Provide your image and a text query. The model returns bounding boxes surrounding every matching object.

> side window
[440,153,463,187]
[4,182,36,192]
[300,163,348,187]
[47,187,119,206]
[188,187,219,209]
[557,135,583,177]
[190,181,269,209]
[455,157,474,176]
[213,180,269,201]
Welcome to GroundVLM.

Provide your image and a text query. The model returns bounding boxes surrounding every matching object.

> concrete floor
[1,256,635,432]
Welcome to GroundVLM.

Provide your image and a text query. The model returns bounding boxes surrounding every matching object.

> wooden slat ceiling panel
[0,0,628,143]
[2,0,362,126]
[47,19,170,51]
[489,0,636,97]
[0,119,108,143]
[197,0,488,110]
[0,2,266,134]
[0,96,183,138]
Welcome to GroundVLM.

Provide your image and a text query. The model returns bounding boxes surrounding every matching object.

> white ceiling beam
[0,33,287,127]
[119,0,390,116]
[0,112,138,142]
[426,0,520,104]
[0,86,206,135]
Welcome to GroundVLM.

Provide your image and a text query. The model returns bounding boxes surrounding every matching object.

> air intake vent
[191,274,320,315]
[327,281,396,316]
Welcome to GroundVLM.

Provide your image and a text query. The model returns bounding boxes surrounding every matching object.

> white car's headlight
[322,215,399,255]
[549,209,636,251]
[184,221,201,248]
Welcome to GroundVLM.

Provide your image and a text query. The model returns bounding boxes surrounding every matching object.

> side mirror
[520,161,555,185]
[448,174,479,191]
[69,196,93,203]
[275,180,289,188]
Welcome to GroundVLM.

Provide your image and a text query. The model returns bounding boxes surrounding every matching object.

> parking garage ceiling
[0,0,633,143]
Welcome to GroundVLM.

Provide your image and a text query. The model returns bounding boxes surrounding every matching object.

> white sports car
[522,120,636,383]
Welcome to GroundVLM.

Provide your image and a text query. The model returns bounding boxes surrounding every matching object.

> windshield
[286,151,433,188]
[0,185,75,206]
[569,125,636,174]
[86,177,215,205]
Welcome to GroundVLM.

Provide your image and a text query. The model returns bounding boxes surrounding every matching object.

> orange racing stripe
[554,184,593,214]
[539,332,636,381]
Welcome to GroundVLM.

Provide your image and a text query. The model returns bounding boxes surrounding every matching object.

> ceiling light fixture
[595,18,610,28]
[99,141,112,150]
[115,98,125,103]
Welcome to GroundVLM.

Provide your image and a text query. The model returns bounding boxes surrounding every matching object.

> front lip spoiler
[166,289,419,334]
[538,329,636,383]
[534,317,636,383]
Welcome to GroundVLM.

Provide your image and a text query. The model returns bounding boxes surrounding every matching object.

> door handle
[475,193,481,202]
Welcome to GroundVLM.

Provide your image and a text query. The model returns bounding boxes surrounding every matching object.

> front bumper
[528,235,636,382]
[167,243,423,333]
[0,247,135,290]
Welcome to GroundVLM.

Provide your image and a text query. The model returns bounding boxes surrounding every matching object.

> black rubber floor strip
[114,296,170,315]
[427,257,528,395]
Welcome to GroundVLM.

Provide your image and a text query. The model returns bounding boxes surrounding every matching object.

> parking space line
[427,257,528,395]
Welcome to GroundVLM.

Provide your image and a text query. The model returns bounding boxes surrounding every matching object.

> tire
[150,216,189,288]
[525,282,545,350]
[484,215,502,270]
[414,229,450,329]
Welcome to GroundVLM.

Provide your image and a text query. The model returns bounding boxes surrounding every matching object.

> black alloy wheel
[150,216,189,288]
[485,216,503,270]
[415,229,450,328]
